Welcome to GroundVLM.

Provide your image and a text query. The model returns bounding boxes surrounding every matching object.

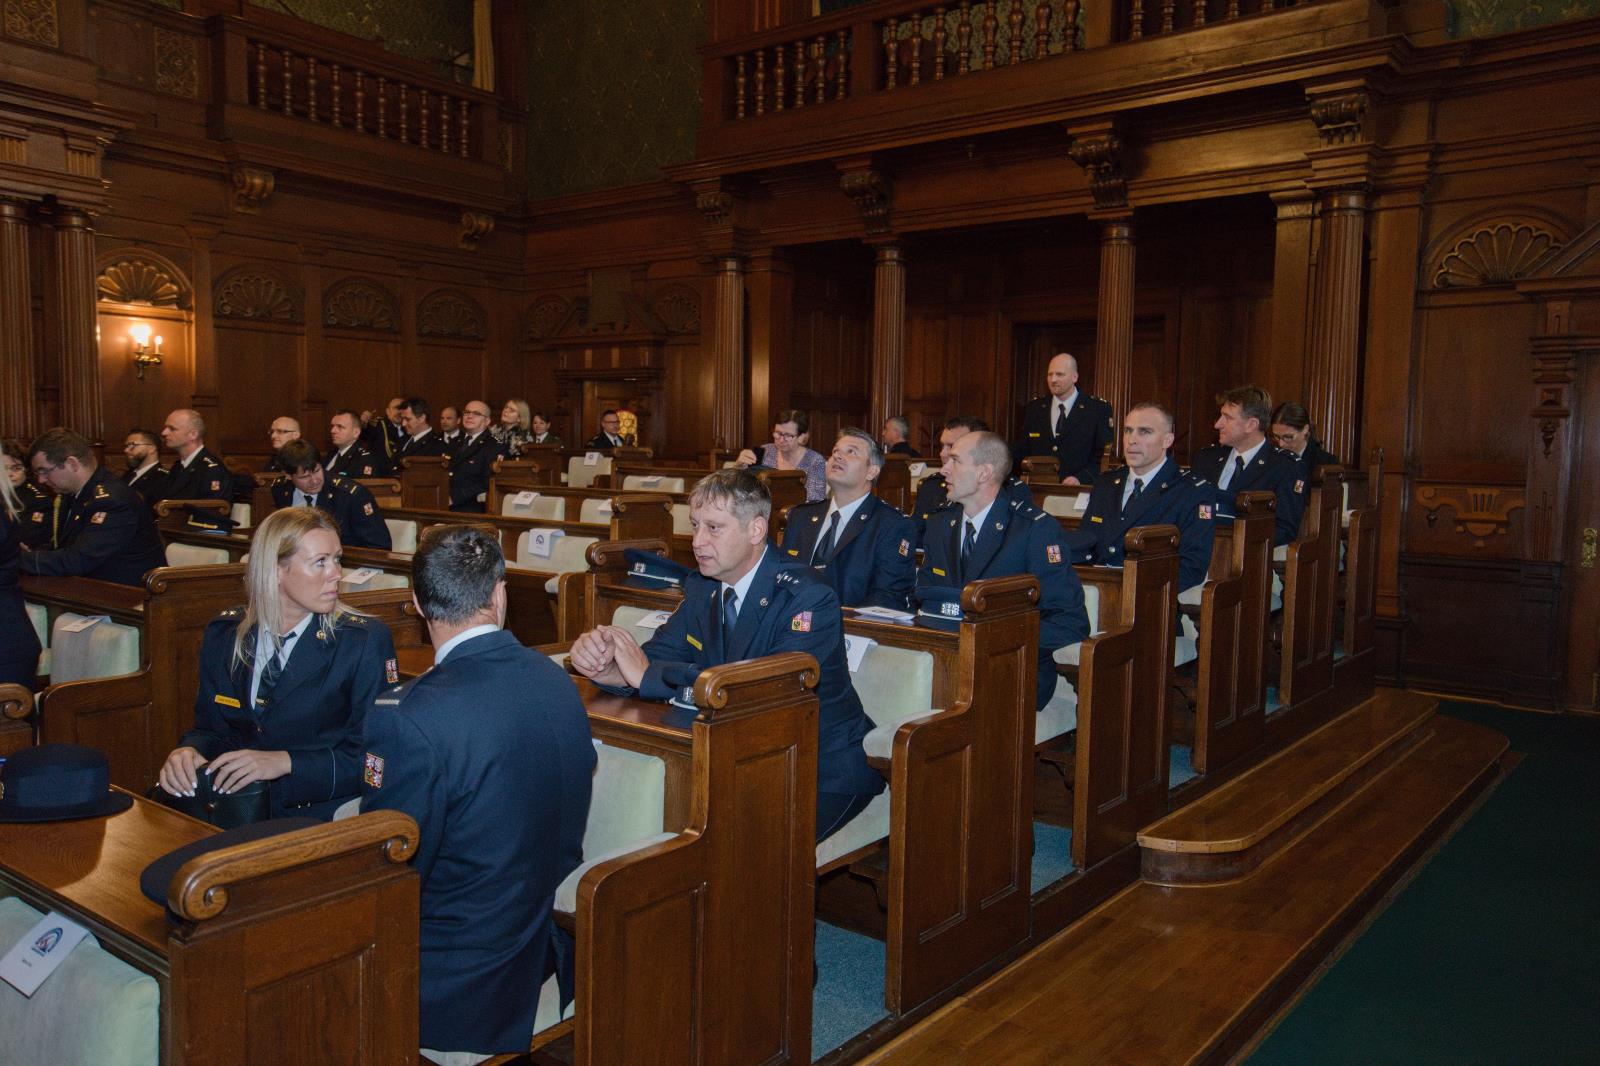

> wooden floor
[859,692,1507,1066]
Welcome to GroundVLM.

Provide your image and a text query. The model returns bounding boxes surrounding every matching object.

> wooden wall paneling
[789,251,870,450]
[94,243,197,440]
[661,336,715,458]
[1562,330,1600,709]
[747,249,794,442]
[213,321,305,453]
[1412,292,1540,472]
[0,202,35,441]
[321,333,402,425]
[299,254,327,433]
[1269,190,1315,397]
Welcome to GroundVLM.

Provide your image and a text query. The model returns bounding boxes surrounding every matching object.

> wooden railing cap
[0,683,33,721]
[962,574,1040,616]
[146,562,247,593]
[586,537,675,570]
[1124,524,1181,556]
[155,498,230,519]
[611,493,675,513]
[692,651,819,718]
[1232,489,1277,515]
[168,810,419,922]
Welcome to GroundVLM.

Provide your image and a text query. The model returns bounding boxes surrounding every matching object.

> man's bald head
[1047,353,1080,399]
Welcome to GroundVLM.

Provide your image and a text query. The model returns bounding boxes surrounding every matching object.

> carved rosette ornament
[1307,89,1368,147]
[3,0,59,47]
[839,168,894,237]
[417,290,486,341]
[651,284,702,334]
[458,211,494,249]
[97,255,187,308]
[323,278,399,332]
[213,265,303,322]
[1066,128,1127,213]
[230,165,274,214]
[154,27,199,99]
[1433,223,1562,288]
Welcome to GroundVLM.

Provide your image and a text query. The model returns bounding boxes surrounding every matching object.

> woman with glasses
[156,506,396,820]
[1269,402,1340,471]
[2,440,55,550]
[736,409,828,502]
[0,452,42,686]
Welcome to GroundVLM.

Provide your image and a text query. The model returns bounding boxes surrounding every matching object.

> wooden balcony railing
[1124,0,1313,41]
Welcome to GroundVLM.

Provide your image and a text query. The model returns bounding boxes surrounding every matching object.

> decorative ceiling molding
[323,277,399,332]
[96,251,191,309]
[418,288,487,341]
[1433,222,1563,289]
[213,263,303,323]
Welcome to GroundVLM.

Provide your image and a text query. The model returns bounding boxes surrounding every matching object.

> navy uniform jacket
[779,493,916,611]
[911,472,1035,544]
[438,431,463,460]
[181,608,396,819]
[584,431,626,451]
[361,418,404,468]
[15,480,58,550]
[446,431,508,513]
[19,466,167,587]
[1292,442,1341,472]
[1191,443,1307,547]
[361,630,594,1054]
[1015,391,1116,484]
[886,441,920,457]
[122,464,169,509]
[0,510,42,686]
[270,476,392,551]
[1062,458,1228,592]
[325,441,388,479]
[397,429,446,462]
[635,550,884,802]
[918,495,1090,711]
[159,446,233,503]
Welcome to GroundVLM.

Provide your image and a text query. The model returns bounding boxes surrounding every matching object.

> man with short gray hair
[780,429,916,611]
[880,415,918,457]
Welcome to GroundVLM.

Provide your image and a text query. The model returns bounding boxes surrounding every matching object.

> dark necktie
[255,634,295,709]
[1124,478,1144,513]
[813,510,842,565]
[720,588,738,652]
[305,493,317,510]
[960,520,977,580]
[1054,402,1067,436]
[1232,455,1246,487]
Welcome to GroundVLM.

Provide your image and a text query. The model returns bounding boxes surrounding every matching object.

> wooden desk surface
[0,790,214,957]
[573,676,696,741]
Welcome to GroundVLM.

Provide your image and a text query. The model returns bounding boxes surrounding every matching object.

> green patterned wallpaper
[1446,0,1600,37]
[249,1,474,80]
[524,0,707,200]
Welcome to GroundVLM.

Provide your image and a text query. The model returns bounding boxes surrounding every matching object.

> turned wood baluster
[1161,0,1175,33]
[1225,0,1239,18]
[307,57,318,120]
[400,84,411,142]
[330,64,341,126]
[421,90,431,148]
[983,1,998,69]
[1035,0,1050,56]
[440,94,451,149]
[457,99,469,157]
[934,6,948,79]
[774,43,786,111]
[1008,0,1024,63]
[754,48,766,115]
[1065,0,1080,48]
[794,41,806,108]
[1130,0,1144,39]
[735,54,747,118]
[885,18,899,89]
[909,12,923,85]
[1194,0,1207,26]
[253,42,267,109]
[958,1,972,73]
[815,36,827,103]
[376,76,387,137]
[282,50,294,116]
[355,71,365,131]
[836,29,849,98]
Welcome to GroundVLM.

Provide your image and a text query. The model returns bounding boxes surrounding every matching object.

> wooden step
[1138,688,1436,885]
[861,714,1508,1066]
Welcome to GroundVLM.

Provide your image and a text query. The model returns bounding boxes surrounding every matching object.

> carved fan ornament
[214,266,303,323]
[97,256,186,308]
[1432,223,1562,288]
[323,278,399,332]
[651,285,701,334]
[418,290,486,340]
[522,296,572,341]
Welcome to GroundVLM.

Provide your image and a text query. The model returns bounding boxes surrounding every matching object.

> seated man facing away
[20,427,167,587]
[1063,402,1227,597]
[911,415,1034,545]
[271,440,391,551]
[779,428,916,612]
[570,468,885,842]
[1190,384,1306,548]
[917,431,1088,711]
[361,525,594,1060]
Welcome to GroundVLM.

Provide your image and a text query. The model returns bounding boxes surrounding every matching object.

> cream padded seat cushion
[1052,581,1101,667]
[816,790,892,870]
[566,456,612,489]
[166,542,231,567]
[230,502,252,530]
[577,498,614,525]
[611,604,673,648]
[1042,493,1089,518]
[25,602,49,675]
[554,832,678,916]
[501,495,566,522]
[515,534,599,593]
[553,743,671,916]
[386,519,418,554]
[48,613,140,683]
[622,474,686,493]
[1035,674,1078,744]
[0,896,159,1066]
[671,502,692,536]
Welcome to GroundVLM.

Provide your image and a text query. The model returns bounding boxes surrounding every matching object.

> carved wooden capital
[696,190,734,226]
[230,165,274,214]
[1307,87,1368,148]
[458,211,494,249]
[1066,124,1127,213]
[839,167,894,237]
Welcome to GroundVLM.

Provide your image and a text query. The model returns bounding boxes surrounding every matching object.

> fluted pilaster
[1094,218,1135,425]
[1304,188,1366,461]
[711,255,746,451]
[0,200,35,442]
[51,208,102,440]
[870,243,906,430]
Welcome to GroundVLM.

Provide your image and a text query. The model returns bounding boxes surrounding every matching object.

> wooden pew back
[1278,469,1341,712]
[398,455,450,509]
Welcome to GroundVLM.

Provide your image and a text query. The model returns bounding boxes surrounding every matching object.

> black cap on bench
[624,548,690,589]
[139,817,320,907]
[915,585,965,632]
[0,744,134,823]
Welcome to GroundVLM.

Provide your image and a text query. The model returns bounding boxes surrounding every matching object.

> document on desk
[852,606,916,623]
[0,911,91,997]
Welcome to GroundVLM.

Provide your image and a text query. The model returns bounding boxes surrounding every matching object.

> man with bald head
[1015,352,1115,485]
[445,399,507,513]
[157,407,233,502]
[263,416,301,472]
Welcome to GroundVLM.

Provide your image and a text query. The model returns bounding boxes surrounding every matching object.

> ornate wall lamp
[130,323,164,379]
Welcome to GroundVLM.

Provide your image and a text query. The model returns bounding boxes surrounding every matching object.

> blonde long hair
[231,507,356,668]
[503,398,532,432]
[1,443,24,520]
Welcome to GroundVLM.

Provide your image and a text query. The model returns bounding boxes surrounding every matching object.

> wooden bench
[606,463,808,514]
[0,801,421,1064]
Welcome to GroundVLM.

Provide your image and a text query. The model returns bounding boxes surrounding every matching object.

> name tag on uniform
[686,634,702,650]
[214,694,241,708]
[1089,516,1103,524]
[931,567,946,577]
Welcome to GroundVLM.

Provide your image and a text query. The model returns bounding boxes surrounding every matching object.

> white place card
[1072,493,1090,513]
[0,911,91,997]
[636,610,674,630]
[58,616,105,634]
[909,463,927,478]
[852,605,916,623]
[596,500,614,515]
[583,451,601,467]
[641,475,663,485]
[525,528,565,559]
[513,490,539,506]
[843,634,878,673]
[343,568,378,586]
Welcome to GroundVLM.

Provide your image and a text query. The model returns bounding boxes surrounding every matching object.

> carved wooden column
[1304,187,1366,462]
[50,207,102,441]
[870,243,906,429]
[0,200,35,442]
[710,253,747,451]
[745,250,793,443]
[1094,217,1135,423]
[1268,190,1315,395]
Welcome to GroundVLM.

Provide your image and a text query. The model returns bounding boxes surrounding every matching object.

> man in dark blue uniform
[20,428,167,587]
[780,429,916,611]
[911,416,1033,544]
[360,397,405,469]
[1013,352,1116,485]
[157,407,234,503]
[445,399,508,513]
[571,468,884,842]
[395,397,446,462]
[1190,385,1306,547]
[271,441,392,550]
[1064,402,1229,595]
[361,525,594,1058]
[324,409,388,478]
[918,431,1089,711]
